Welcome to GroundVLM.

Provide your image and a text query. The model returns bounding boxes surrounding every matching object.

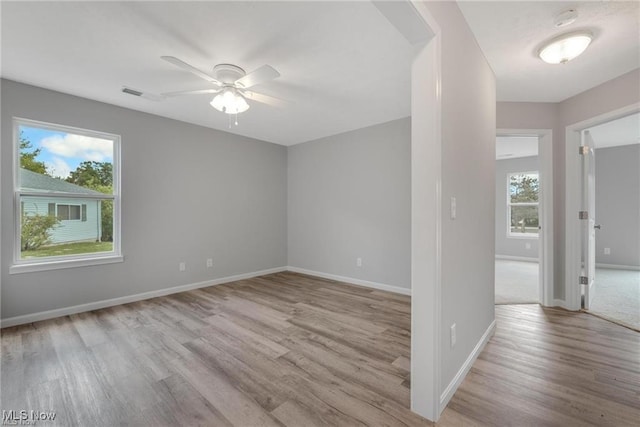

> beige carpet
[495,259,539,304]
[589,268,640,331]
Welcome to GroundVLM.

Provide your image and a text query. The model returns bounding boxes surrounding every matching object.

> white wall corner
[439,319,496,413]
[552,299,569,310]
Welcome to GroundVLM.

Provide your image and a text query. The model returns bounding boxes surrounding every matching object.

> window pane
[20,195,113,259]
[57,204,69,220]
[509,173,539,203]
[18,125,114,195]
[510,205,539,234]
[69,205,81,220]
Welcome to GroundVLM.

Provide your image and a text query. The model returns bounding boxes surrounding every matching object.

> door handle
[594,224,601,230]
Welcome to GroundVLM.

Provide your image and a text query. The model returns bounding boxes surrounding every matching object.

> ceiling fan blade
[161,56,222,86]
[161,88,220,97]
[243,90,288,108]
[121,86,164,101]
[235,65,280,89]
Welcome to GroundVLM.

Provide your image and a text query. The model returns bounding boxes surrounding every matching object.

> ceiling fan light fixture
[210,88,250,114]
[538,31,592,64]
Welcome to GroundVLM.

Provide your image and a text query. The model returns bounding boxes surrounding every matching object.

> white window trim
[507,170,539,239]
[11,117,122,273]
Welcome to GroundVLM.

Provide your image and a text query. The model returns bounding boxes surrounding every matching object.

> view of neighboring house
[20,168,103,244]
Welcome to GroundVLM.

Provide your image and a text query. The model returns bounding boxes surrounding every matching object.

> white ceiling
[496,136,538,160]
[458,1,640,102]
[587,112,640,149]
[2,2,638,145]
[0,1,414,146]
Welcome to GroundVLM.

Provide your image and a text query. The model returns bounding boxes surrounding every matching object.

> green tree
[66,161,113,189]
[21,213,59,251]
[510,174,539,203]
[19,133,48,175]
[66,161,114,242]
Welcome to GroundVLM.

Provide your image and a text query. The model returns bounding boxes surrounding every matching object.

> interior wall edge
[439,319,496,414]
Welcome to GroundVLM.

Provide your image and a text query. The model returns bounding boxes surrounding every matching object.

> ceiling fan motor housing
[214,64,246,84]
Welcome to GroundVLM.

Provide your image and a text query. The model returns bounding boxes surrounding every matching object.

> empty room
[1,1,639,426]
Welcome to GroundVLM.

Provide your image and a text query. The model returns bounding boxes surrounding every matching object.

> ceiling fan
[122,56,284,124]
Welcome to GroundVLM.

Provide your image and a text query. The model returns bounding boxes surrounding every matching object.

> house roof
[20,168,104,196]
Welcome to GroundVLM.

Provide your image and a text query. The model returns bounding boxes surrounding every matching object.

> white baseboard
[1,266,409,328]
[286,266,411,296]
[0,267,287,328]
[439,319,496,412]
[552,299,569,310]
[596,263,640,271]
[495,255,539,263]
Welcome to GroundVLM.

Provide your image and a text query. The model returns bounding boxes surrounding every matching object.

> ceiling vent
[122,87,143,97]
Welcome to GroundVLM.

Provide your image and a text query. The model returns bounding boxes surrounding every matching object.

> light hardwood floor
[2,272,639,426]
[1,272,427,426]
[440,304,640,426]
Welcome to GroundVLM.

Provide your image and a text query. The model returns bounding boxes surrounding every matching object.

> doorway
[495,135,540,304]
[565,103,640,328]
[495,129,553,306]
[580,113,640,330]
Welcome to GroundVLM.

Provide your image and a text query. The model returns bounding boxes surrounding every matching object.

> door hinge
[579,211,589,220]
[580,276,589,285]
[579,146,590,155]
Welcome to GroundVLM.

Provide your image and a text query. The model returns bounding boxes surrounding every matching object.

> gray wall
[497,68,640,300]
[495,156,540,259]
[1,79,288,320]
[424,1,496,398]
[287,118,411,289]
[595,144,640,266]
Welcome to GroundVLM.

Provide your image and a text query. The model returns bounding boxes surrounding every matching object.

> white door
[581,131,597,309]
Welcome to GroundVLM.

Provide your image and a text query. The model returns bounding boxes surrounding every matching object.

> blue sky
[20,125,113,179]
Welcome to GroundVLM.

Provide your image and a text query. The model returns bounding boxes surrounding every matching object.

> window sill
[507,234,539,240]
[10,254,124,274]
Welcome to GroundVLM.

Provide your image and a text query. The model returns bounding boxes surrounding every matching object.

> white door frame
[374,0,442,421]
[497,128,554,306]
[564,102,640,311]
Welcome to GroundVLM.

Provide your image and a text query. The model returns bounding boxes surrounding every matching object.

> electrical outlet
[450,323,457,348]
[179,262,186,272]
[356,257,362,267]
[206,258,213,268]
[604,248,611,255]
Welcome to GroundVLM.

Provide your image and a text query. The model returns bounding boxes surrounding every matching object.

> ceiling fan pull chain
[235,113,239,126]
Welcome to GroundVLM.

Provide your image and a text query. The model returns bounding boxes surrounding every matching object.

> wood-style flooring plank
[441,304,640,426]
[2,274,639,426]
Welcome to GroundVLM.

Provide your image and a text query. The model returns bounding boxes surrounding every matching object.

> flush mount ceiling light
[210,87,250,114]
[538,31,593,64]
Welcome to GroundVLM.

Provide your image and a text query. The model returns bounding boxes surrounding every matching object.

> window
[12,118,122,273]
[508,172,539,237]
[56,204,86,221]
